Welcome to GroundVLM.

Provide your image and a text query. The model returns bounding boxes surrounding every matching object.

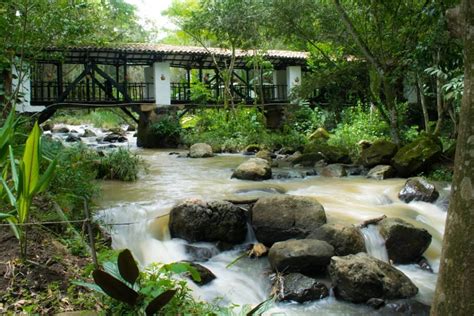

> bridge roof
[41,43,309,69]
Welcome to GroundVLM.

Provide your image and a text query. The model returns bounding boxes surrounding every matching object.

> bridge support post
[286,65,302,99]
[136,105,181,148]
[153,61,171,106]
[12,63,43,113]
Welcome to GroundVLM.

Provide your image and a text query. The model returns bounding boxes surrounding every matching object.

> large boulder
[268,239,334,274]
[103,133,127,143]
[189,143,214,158]
[273,273,329,303]
[255,149,273,163]
[329,253,418,303]
[252,195,327,245]
[291,152,326,167]
[169,199,247,244]
[392,136,442,177]
[320,164,347,177]
[367,165,395,180]
[360,140,398,167]
[304,142,351,164]
[307,224,366,256]
[231,158,272,181]
[378,218,432,264]
[398,177,439,203]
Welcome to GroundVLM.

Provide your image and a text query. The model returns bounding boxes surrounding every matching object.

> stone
[268,239,334,274]
[273,273,329,303]
[244,144,260,153]
[65,134,81,142]
[367,165,396,180]
[180,261,216,285]
[329,253,418,303]
[375,299,430,315]
[307,224,366,256]
[392,136,442,177]
[398,177,439,203]
[169,199,247,244]
[252,195,327,246]
[107,127,126,135]
[127,125,136,132]
[255,149,273,163]
[304,142,351,164]
[103,133,127,143]
[52,126,70,133]
[308,127,331,142]
[189,143,214,158]
[184,244,219,262]
[360,140,398,167]
[231,158,272,181]
[366,298,385,309]
[321,164,347,177]
[291,152,326,167]
[81,128,96,138]
[378,217,432,264]
[42,122,53,131]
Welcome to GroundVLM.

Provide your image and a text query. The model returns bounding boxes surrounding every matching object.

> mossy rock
[360,139,398,167]
[292,152,326,167]
[303,141,351,164]
[392,136,442,177]
[308,127,331,142]
[244,144,261,153]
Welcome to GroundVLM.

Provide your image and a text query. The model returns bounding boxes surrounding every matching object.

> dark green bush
[97,147,146,181]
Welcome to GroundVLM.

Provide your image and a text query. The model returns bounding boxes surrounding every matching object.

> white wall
[12,64,44,113]
[144,66,155,99]
[153,62,171,106]
[286,65,302,99]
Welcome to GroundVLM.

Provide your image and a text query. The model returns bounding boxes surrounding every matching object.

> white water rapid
[93,148,448,315]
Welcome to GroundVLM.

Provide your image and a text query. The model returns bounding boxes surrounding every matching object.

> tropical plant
[97,148,146,182]
[0,122,56,259]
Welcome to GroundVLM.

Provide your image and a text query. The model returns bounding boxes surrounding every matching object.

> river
[91,147,449,315]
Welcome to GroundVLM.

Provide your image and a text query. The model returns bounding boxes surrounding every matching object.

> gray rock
[52,126,70,133]
[184,244,219,262]
[321,164,347,177]
[329,252,418,303]
[103,133,127,143]
[273,273,329,303]
[378,217,432,264]
[372,299,430,315]
[361,140,398,167]
[169,199,247,244]
[268,239,334,274]
[81,129,96,138]
[189,143,214,158]
[232,158,272,181]
[307,224,366,256]
[255,150,273,163]
[65,134,81,142]
[368,165,396,180]
[398,177,439,203]
[392,136,442,177]
[180,261,216,285]
[252,195,327,246]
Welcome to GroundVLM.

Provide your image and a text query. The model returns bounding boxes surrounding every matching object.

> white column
[144,66,155,99]
[153,61,171,106]
[286,65,302,98]
[12,63,44,112]
[273,69,286,99]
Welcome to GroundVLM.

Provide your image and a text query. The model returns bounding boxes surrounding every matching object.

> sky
[124,0,176,38]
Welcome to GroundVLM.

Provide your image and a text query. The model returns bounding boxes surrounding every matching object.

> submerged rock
[189,143,214,158]
[367,165,395,180]
[268,239,334,274]
[252,195,327,245]
[81,128,97,138]
[231,158,272,181]
[360,140,398,167]
[169,199,247,244]
[398,177,439,203]
[307,224,366,256]
[392,136,442,177]
[273,273,329,303]
[374,299,430,315]
[65,134,81,143]
[52,126,70,133]
[320,164,347,177]
[329,253,418,303]
[184,244,219,262]
[103,133,127,143]
[378,218,432,264]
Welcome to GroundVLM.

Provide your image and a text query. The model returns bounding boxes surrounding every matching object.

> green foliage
[97,148,146,182]
[425,166,453,182]
[0,122,56,259]
[190,80,212,105]
[328,104,389,159]
[287,101,336,135]
[150,115,182,139]
[52,109,133,129]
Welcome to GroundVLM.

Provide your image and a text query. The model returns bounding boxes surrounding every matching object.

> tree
[431,0,474,314]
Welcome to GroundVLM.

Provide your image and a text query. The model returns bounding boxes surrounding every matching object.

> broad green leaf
[71,280,107,295]
[0,212,14,220]
[92,269,139,305]
[32,159,57,195]
[9,146,18,192]
[0,178,16,206]
[117,249,139,285]
[22,122,41,196]
[145,289,177,316]
[7,218,20,240]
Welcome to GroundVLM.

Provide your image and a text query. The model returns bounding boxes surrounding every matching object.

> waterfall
[360,224,389,262]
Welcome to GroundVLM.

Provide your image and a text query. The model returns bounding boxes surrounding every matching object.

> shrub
[97,148,146,181]
[150,115,182,139]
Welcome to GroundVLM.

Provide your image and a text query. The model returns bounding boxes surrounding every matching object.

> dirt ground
[0,226,99,314]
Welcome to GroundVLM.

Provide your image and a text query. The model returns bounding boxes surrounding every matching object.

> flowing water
[90,145,449,315]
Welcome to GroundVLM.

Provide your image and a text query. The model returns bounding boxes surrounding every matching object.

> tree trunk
[431,1,474,314]
[417,75,431,133]
[383,77,401,144]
